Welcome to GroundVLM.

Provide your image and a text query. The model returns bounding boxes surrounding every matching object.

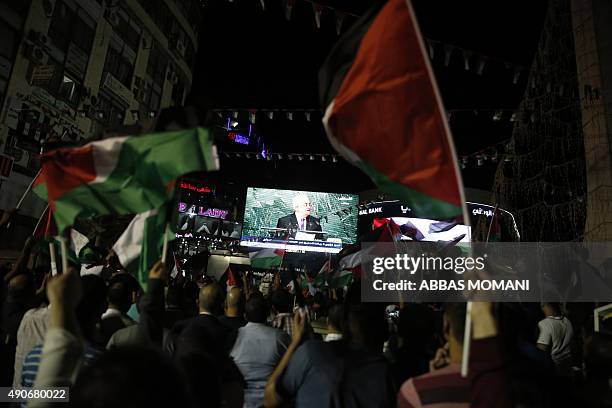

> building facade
[0,0,201,221]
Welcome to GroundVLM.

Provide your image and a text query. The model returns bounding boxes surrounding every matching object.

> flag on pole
[112,206,174,288]
[31,128,218,233]
[319,0,466,219]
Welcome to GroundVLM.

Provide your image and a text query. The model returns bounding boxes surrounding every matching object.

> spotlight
[332,156,338,163]
[230,120,239,128]
[298,155,303,161]
[309,155,315,160]
[321,155,326,162]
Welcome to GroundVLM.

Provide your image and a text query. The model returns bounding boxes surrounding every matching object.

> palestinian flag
[32,128,218,232]
[320,0,466,220]
[249,248,285,269]
[328,269,353,289]
[112,205,174,288]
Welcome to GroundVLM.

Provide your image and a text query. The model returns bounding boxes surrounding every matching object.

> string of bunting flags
[237,0,527,82]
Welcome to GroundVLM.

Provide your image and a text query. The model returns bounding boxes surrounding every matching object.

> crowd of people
[1,230,612,407]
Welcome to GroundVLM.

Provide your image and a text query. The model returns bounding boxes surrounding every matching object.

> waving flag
[31,128,218,232]
[249,248,285,269]
[112,206,174,287]
[320,0,466,220]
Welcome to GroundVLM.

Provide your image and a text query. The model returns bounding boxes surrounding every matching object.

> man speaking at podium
[276,193,322,239]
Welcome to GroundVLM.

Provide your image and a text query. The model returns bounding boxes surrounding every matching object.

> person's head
[245,295,269,324]
[541,302,562,317]
[344,284,387,350]
[398,303,436,347]
[107,273,142,314]
[72,347,192,408]
[292,194,312,220]
[7,273,35,302]
[269,289,293,314]
[198,282,224,315]
[443,303,467,359]
[225,287,244,317]
[327,304,344,334]
[77,275,107,342]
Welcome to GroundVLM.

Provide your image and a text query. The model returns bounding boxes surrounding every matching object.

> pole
[461,302,473,377]
[59,234,69,274]
[485,204,499,243]
[32,205,49,235]
[161,223,169,264]
[6,169,42,229]
[49,241,58,276]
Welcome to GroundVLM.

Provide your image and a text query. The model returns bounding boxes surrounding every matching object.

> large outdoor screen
[241,187,358,253]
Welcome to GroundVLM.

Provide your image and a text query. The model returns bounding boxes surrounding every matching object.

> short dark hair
[269,289,292,314]
[245,295,269,323]
[107,282,133,313]
[443,303,467,343]
[542,302,562,315]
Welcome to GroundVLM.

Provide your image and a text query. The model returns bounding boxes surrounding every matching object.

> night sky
[187,0,548,195]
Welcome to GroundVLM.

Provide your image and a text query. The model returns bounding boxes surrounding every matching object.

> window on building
[0,20,17,106]
[171,0,201,32]
[39,58,82,107]
[146,42,166,87]
[172,81,185,106]
[114,13,141,53]
[104,47,134,88]
[96,94,125,128]
[48,1,95,55]
[47,1,75,51]
[138,0,172,34]
[57,74,81,105]
[184,40,195,69]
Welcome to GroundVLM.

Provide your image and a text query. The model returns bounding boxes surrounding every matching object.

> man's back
[231,323,289,407]
[218,315,247,331]
[537,316,574,368]
[398,363,470,408]
[279,340,395,408]
[175,314,230,359]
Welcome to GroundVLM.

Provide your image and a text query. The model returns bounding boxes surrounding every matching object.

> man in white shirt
[537,302,574,375]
